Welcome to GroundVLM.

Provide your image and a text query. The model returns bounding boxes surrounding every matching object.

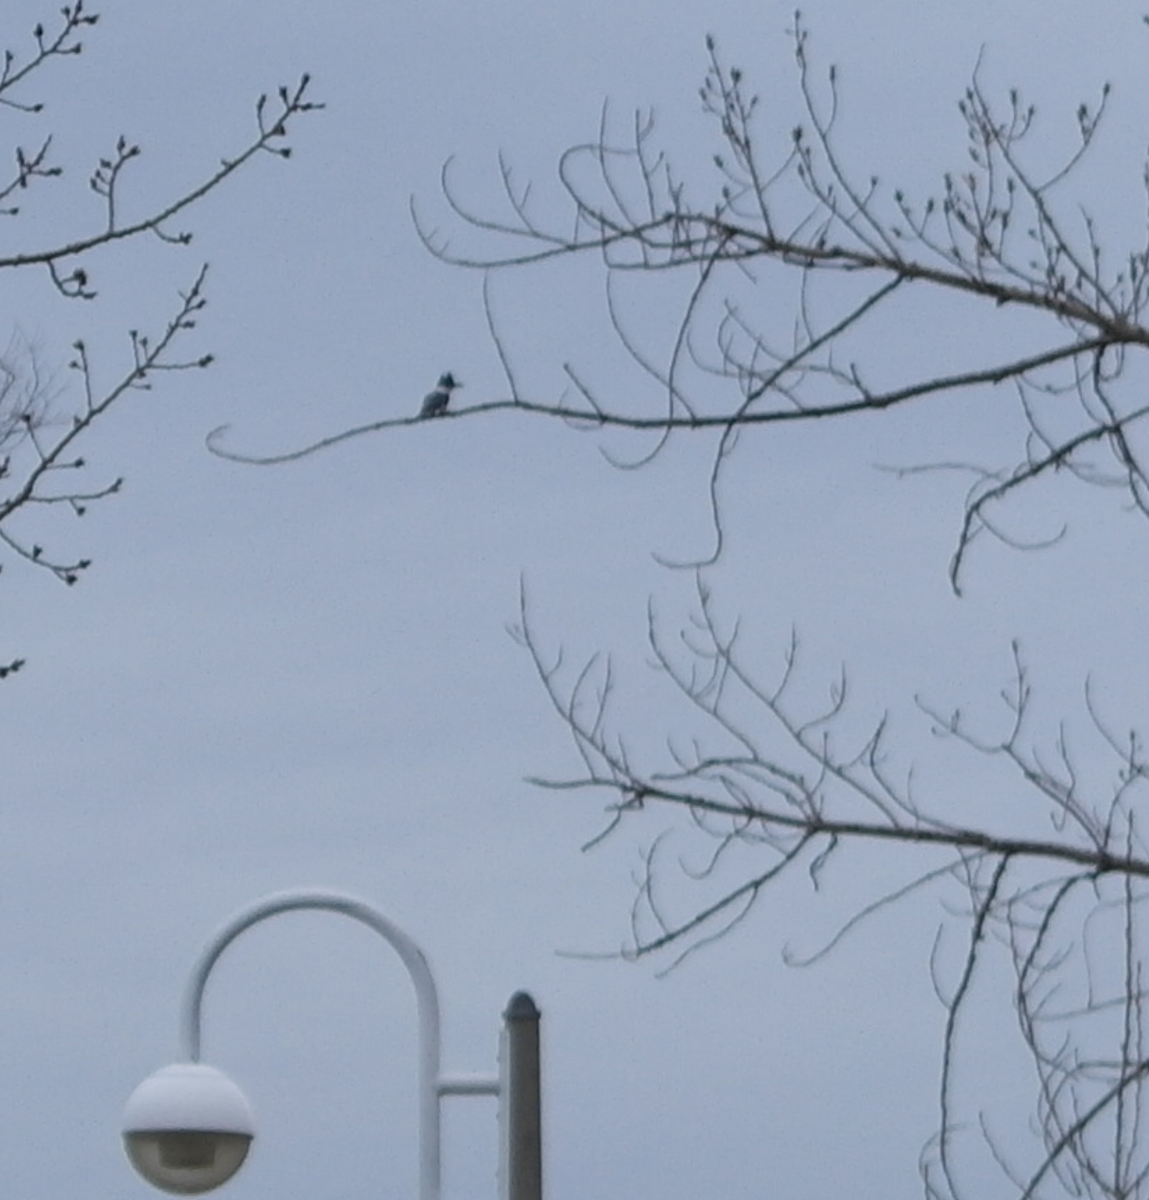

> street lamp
[122,890,542,1200]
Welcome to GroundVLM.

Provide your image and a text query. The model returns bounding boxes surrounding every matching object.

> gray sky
[4,3,1149,1199]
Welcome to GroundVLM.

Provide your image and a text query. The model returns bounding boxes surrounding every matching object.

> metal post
[502,991,542,1200]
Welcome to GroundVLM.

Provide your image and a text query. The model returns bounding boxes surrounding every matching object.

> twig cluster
[210,16,1149,592]
[514,576,1149,1200]
[0,5,320,671]
[410,16,1149,589]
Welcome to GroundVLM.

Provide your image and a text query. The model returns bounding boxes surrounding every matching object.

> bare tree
[0,2,320,675]
[206,15,1149,1200]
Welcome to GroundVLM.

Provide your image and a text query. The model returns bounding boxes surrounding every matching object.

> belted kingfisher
[419,372,461,418]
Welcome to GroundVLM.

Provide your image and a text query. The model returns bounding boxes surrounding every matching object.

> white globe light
[122,1063,255,1194]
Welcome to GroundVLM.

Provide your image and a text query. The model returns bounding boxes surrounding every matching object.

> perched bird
[419,371,461,418]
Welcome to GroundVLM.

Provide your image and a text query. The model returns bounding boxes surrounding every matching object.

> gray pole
[502,991,542,1200]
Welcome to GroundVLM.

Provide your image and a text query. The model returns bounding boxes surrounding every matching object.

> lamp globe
[123,1063,254,1194]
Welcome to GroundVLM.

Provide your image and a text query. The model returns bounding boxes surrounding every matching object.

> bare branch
[0,8,320,670]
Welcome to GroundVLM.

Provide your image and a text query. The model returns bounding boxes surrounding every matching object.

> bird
[419,371,461,418]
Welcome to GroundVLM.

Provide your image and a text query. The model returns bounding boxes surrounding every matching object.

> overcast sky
[4,3,1149,1200]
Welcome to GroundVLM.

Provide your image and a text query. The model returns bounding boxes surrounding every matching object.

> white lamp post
[122,889,542,1200]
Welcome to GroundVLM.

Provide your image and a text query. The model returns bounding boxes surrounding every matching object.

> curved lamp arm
[181,889,448,1200]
